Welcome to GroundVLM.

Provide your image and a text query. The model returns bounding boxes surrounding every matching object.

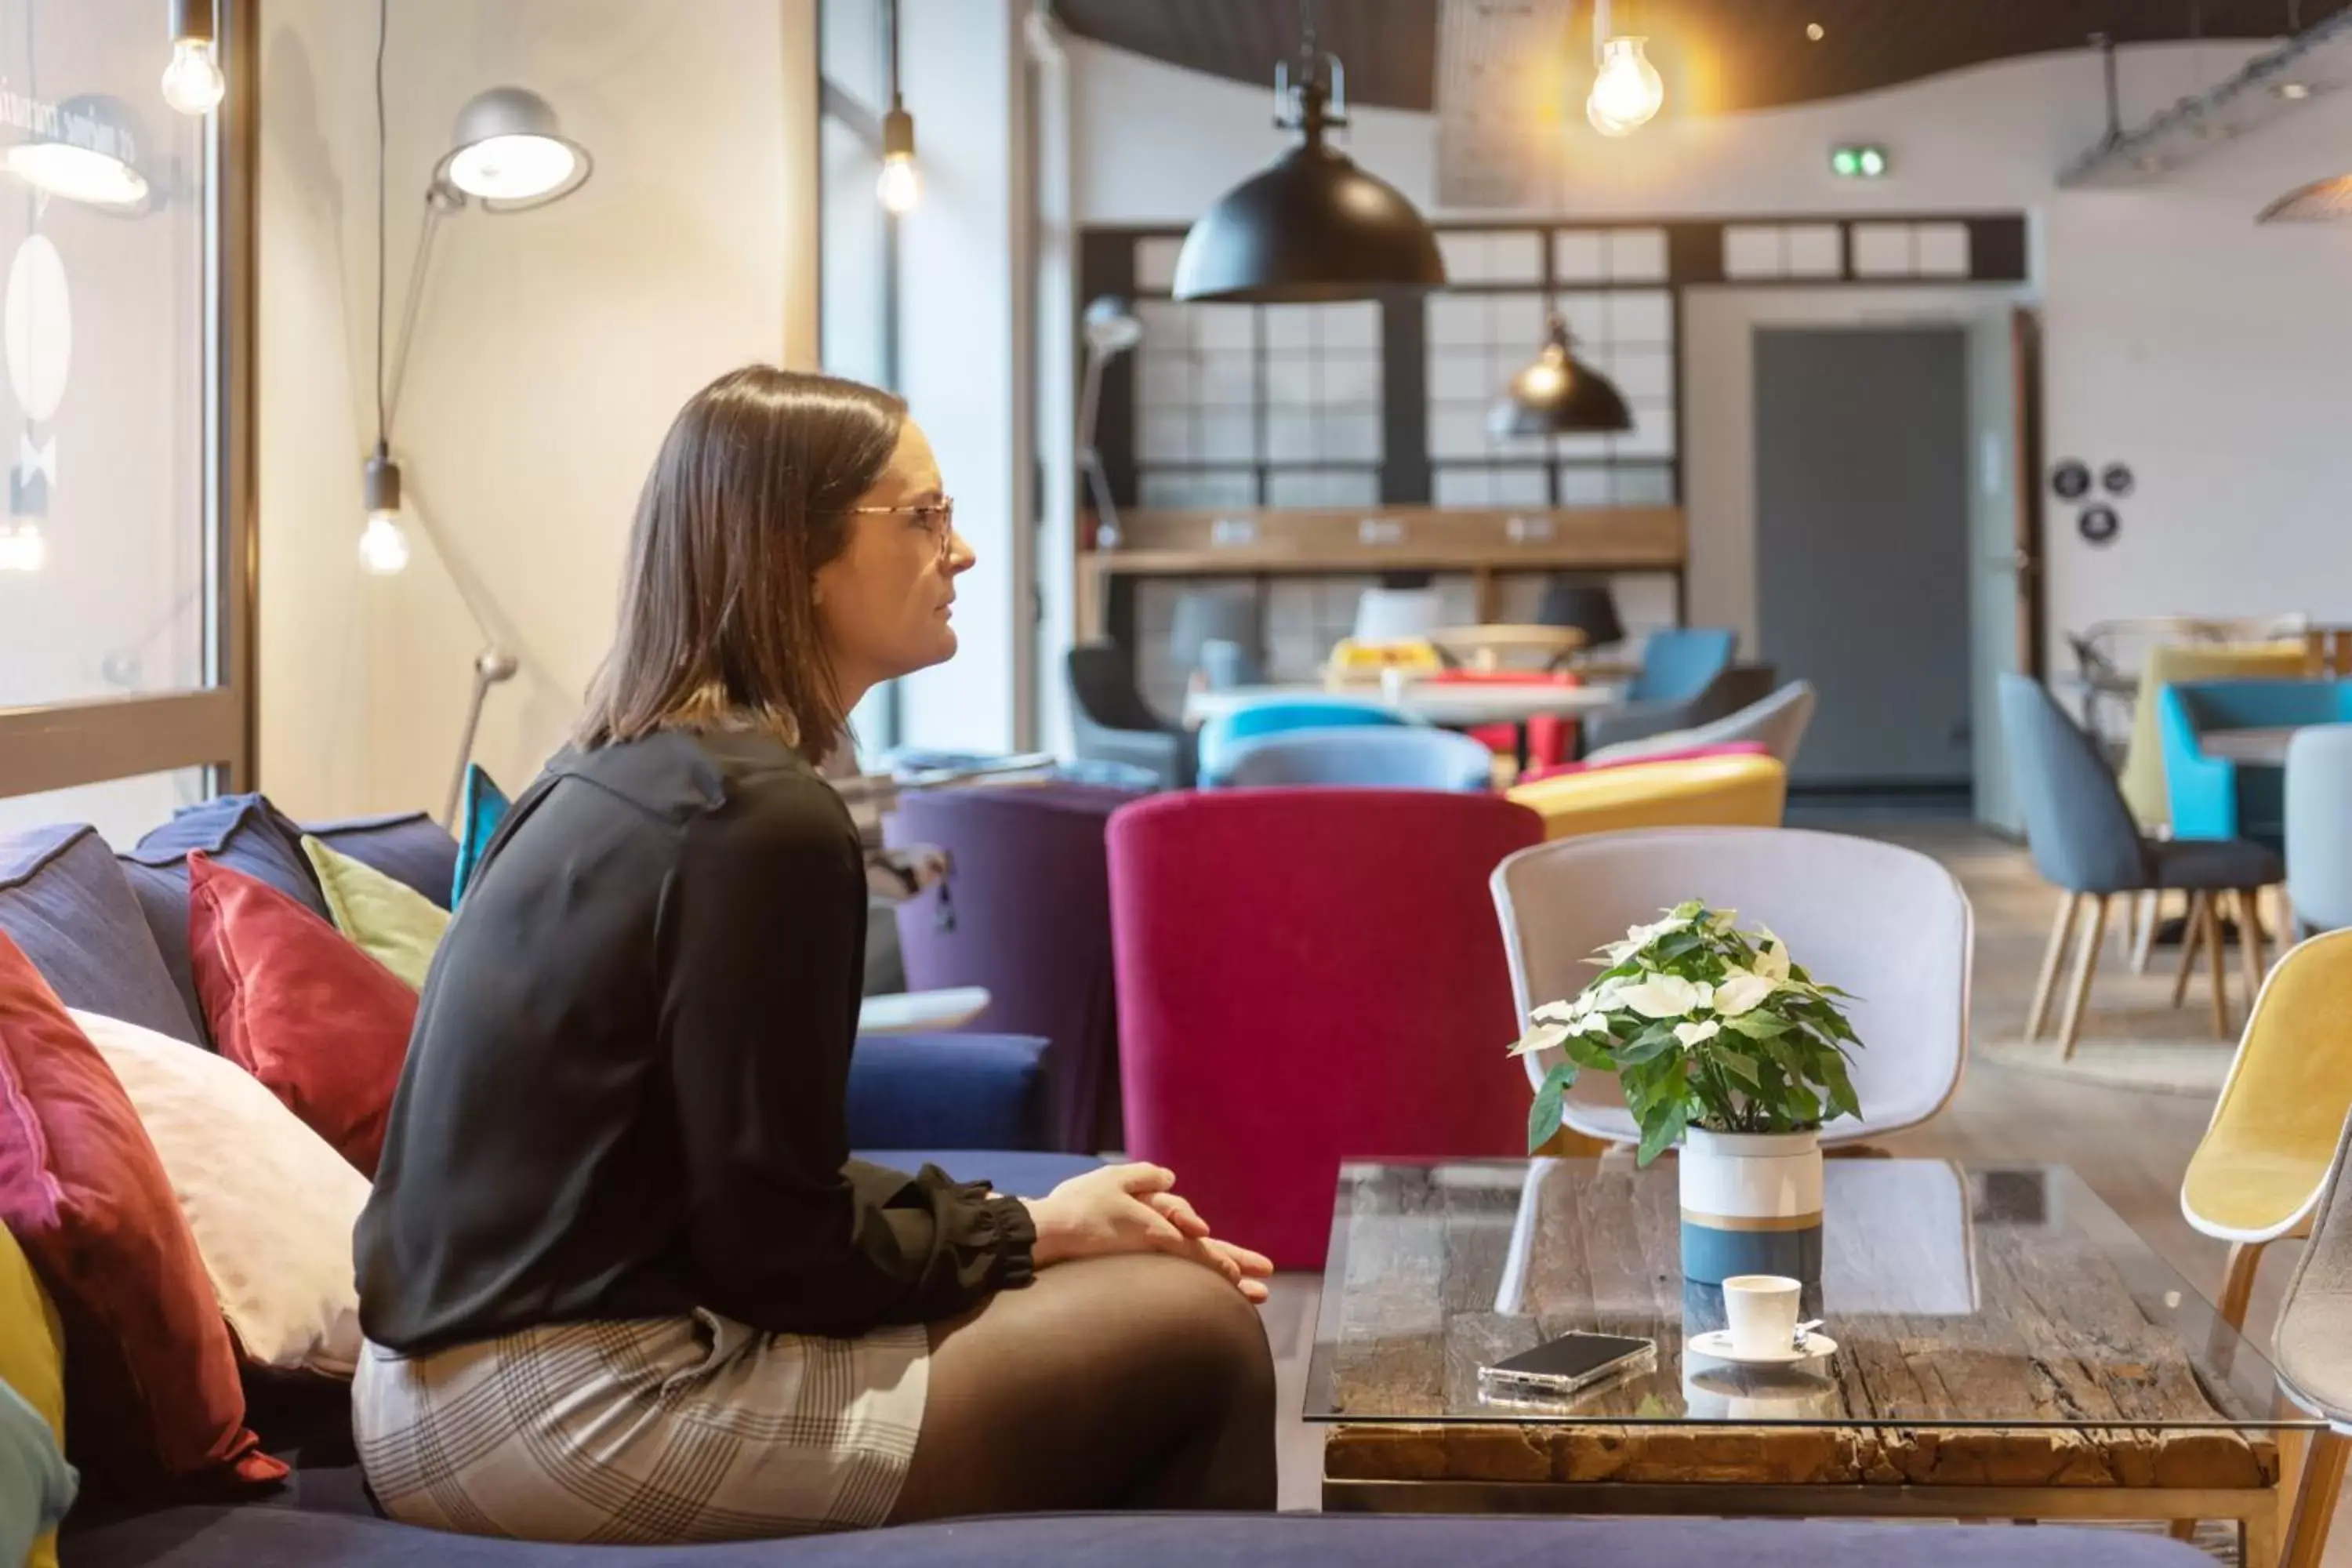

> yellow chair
[0,1224,67,1568]
[2181,927,2352,1331]
[1506,753,1787,841]
[1323,637,1441,684]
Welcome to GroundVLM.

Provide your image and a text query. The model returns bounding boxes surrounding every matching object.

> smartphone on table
[1477,1331,1657,1403]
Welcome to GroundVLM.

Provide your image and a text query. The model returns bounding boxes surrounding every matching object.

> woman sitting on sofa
[350,367,1276,1542]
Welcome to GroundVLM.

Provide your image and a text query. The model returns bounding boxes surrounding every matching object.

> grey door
[1754,328,1973,793]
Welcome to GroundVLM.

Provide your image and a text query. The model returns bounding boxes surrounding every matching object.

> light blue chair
[1195,698,1413,786]
[1220,726,1496,793]
[2288,724,2352,935]
[1628,627,1738,704]
[1999,674,2281,1054]
[1196,637,1264,691]
[2158,680,2352,847]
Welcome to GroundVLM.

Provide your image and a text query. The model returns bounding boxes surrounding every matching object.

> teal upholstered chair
[2158,680,2352,848]
[1219,726,1496,792]
[1195,697,1414,786]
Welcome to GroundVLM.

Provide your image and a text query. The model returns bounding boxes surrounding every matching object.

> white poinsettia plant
[1510,901,1864,1167]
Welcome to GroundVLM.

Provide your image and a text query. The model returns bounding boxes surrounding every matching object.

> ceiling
[1051,0,2352,114]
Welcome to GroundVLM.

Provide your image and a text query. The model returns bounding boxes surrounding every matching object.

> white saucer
[1687,1329,1838,1367]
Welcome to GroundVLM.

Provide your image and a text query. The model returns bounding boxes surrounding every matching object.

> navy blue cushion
[120,795,327,1046]
[847,1033,1049,1152]
[851,1150,1101,1199]
[0,826,201,1044]
[300,814,459,912]
[58,1509,2215,1568]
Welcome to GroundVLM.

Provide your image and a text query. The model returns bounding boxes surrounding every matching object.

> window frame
[0,0,257,802]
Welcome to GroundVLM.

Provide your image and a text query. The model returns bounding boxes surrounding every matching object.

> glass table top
[1305,1159,2316,1430]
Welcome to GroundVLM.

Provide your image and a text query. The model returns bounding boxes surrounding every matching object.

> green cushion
[300,837,450,992]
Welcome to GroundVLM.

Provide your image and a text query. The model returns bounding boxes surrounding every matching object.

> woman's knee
[1123,1255,1276,1406]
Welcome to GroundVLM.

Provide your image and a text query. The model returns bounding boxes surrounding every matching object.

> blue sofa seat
[852,1150,1101,1198]
[2159,678,2352,846]
[61,1507,2212,1567]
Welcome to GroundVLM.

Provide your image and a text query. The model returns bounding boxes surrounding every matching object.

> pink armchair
[1106,789,1544,1266]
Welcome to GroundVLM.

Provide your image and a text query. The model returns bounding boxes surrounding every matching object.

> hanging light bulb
[0,523,45,573]
[161,0,226,116]
[1588,35,1664,134]
[877,100,920,215]
[360,442,411,575]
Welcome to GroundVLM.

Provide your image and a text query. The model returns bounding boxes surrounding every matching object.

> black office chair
[1067,643,1194,790]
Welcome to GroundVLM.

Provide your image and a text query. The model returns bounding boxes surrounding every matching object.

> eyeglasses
[848,496,957,561]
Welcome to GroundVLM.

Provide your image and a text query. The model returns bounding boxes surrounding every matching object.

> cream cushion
[71,1010,367,1378]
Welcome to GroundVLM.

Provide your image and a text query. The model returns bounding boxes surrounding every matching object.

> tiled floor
[1258,818,2350,1558]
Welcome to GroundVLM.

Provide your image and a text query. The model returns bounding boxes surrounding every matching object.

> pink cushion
[1107,790,1543,1267]
[187,855,416,1178]
[0,934,282,1498]
[1519,740,1770,786]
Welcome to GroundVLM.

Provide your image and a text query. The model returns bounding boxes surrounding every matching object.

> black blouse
[354,728,1036,1353]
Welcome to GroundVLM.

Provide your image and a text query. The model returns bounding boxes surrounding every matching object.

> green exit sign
[1831,144,1889,179]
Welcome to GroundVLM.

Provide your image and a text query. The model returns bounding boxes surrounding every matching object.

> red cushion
[0,933,282,1497]
[1519,739,1771,786]
[187,854,415,1178]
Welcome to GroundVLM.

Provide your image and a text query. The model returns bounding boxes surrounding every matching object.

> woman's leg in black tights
[886,1252,1277,1521]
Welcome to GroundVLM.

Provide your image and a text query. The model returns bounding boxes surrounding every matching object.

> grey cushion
[0,826,200,1044]
[2151,837,2285,892]
[57,1510,2216,1568]
[301,814,460,911]
[120,794,328,1046]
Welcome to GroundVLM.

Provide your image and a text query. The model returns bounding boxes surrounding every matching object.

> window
[818,0,898,753]
[0,0,252,825]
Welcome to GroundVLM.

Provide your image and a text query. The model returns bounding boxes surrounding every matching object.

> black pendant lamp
[1171,5,1445,303]
[1489,313,1633,437]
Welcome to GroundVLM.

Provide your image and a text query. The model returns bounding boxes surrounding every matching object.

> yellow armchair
[1506,754,1788,841]
[2181,927,2352,1330]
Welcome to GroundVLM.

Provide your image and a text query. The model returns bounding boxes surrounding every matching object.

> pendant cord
[374,0,389,448]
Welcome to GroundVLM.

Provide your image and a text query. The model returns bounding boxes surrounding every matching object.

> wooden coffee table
[1308,1160,2318,1565]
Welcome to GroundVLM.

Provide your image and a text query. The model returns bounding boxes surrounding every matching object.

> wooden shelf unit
[1075,506,1687,641]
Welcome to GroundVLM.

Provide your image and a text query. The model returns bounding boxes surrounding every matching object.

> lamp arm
[1075,344,1123,541]
[383,195,450,442]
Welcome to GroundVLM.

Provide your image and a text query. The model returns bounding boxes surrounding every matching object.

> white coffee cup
[1721,1274,1802,1358]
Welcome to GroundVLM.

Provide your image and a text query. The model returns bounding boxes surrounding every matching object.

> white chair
[1585,680,1818,771]
[1352,586,1446,645]
[1490,826,1973,1148]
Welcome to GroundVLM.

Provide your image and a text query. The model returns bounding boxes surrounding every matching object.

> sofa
[5,797,2204,1566]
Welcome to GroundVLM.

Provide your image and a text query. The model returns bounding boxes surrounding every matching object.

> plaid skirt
[352,1311,928,1544]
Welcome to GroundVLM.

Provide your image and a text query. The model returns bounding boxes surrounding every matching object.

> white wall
[258,0,814,819]
[1063,36,2352,673]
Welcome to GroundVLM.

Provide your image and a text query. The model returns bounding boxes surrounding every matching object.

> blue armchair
[1195,696,1413,786]
[2158,680,2352,848]
[1219,725,1497,791]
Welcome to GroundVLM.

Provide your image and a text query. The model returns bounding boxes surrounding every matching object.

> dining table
[2201,727,2300,768]
[1183,679,1624,758]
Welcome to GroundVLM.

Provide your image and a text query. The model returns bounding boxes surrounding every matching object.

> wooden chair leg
[2131,891,2161,974]
[2281,1427,2349,1568]
[2166,1519,2199,1542]
[2205,891,2234,1040]
[2248,887,2272,978]
[2236,890,2270,1011]
[2219,1240,2267,1331]
[2056,894,2111,1062]
[2173,891,2208,1009]
[2025,893,2082,1043]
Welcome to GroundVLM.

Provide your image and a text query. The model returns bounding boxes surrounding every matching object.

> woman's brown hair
[575,366,906,760]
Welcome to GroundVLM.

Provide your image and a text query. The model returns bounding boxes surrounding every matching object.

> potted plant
[1508,902,1864,1284]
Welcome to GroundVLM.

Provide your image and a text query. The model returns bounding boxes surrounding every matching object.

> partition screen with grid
[1079,212,2027,517]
